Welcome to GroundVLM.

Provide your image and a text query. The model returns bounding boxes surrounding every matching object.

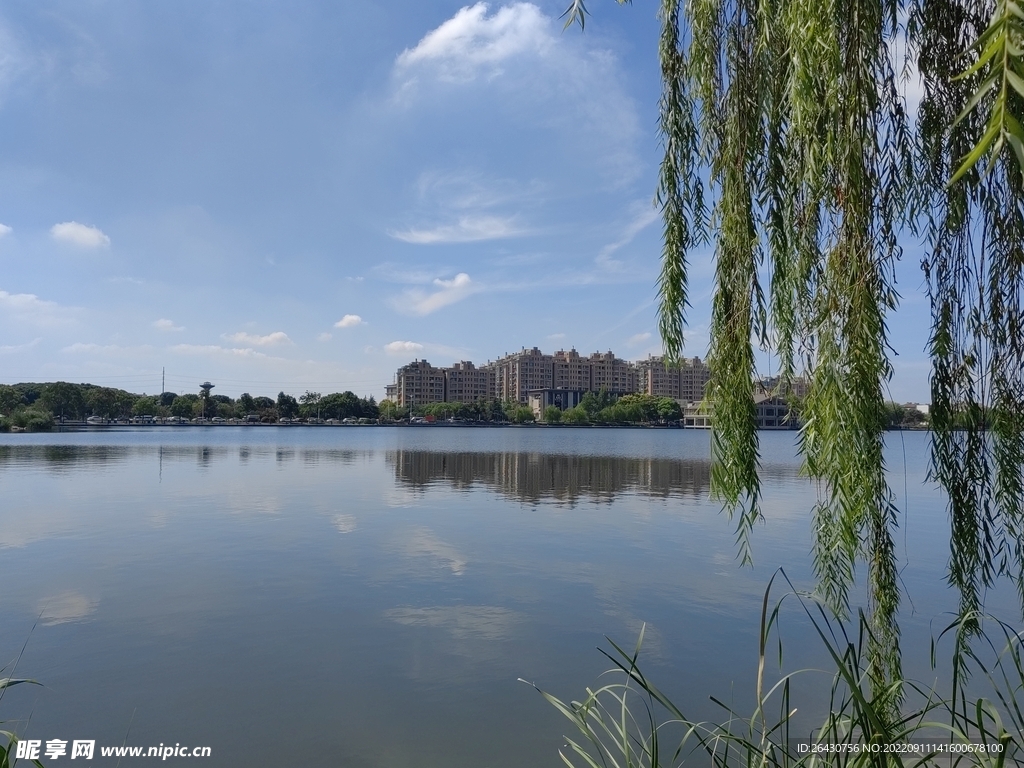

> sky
[0,1,932,401]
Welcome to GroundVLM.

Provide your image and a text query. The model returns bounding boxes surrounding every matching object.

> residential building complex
[385,346,806,415]
[387,348,704,408]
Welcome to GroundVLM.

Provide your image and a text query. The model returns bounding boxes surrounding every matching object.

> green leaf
[956,33,1007,81]
[1004,113,1024,180]
[950,119,1002,186]
[1005,67,1024,98]
[953,71,1001,125]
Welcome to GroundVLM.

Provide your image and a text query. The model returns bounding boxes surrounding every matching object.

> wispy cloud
[334,314,365,328]
[0,337,41,354]
[384,340,424,355]
[397,272,478,315]
[51,221,110,248]
[627,332,651,347]
[61,342,155,354]
[596,206,659,271]
[395,2,550,85]
[222,331,292,346]
[171,343,270,359]
[317,332,333,342]
[391,215,525,244]
[0,224,11,238]
[153,318,184,332]
[0,289,78,327]
[547,332,566,340]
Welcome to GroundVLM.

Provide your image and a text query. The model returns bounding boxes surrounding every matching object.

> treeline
[0,382,379,431]
[384,391,685,425]
[787,397,929,429]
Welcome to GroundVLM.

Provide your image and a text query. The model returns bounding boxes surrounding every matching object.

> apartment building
[445,361,494,403]
[757,374,810,399]
[489,347,639,403]
[587,351,638,394]
[490,347,555,403]
[637,355,711,403]
[394,360,446,408]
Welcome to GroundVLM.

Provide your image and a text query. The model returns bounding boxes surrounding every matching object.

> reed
[0,670,44,768]
[524,572,1023,767]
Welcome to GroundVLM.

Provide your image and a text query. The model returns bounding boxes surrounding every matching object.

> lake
[0,427,1016,766]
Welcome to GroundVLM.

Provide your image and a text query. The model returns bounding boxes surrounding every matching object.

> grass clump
[524,572,1022,767]
[1,665,44,768]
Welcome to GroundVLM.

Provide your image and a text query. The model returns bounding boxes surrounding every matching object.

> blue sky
[0,1,931,401]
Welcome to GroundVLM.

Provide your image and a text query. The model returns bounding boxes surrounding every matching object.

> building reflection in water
[0,444,798,505]
[0,445,363,472]
[386,450,717,505]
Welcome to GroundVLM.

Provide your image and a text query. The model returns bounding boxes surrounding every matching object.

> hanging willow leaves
[949,0,1024,184]
[628,0,910,705]
[911,0,1024,634]
[566,0,1024,708]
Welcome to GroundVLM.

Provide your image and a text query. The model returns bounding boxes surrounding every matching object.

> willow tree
[566,0,1024,700]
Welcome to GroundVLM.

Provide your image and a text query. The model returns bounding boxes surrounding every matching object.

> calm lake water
[0,427,1017,766]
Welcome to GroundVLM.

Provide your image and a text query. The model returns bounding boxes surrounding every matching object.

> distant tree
[113,391,137,419]
[902,408,928,428]
[0,385,20,415]
[562,406,590,425]
[543,406,562,424]
[320,391,362,420]
[85,388,119,418]
[170,393,199,418]
[132,396,161,417]
[159,391,177,407]
[16,385,42,406]
[379,400,404,421]
[300,391,322,420]
[656,397,682,422]
[579,388,616,416]
[252,396,274,410]
[42,382,86,421]
[277,392,299,418]
[238,392,256,413]
[511,406,535,424]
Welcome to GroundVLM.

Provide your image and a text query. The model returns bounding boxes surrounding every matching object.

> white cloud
[50,221,111,248]
[390,3,641,185]
[223,331,292,346]
[385,341,425,355]
[399,272,477,316]
[334,314,365,328]
[317,332,333,342]
[395,2,550,84]
[0,224,11,238]
[547,332,566,340]
[627,332,652,347]
[0,337,41,354]
[171,343,269,359]
[391,215,525,244]
[0,289,78,327]
[154,318,184,332]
